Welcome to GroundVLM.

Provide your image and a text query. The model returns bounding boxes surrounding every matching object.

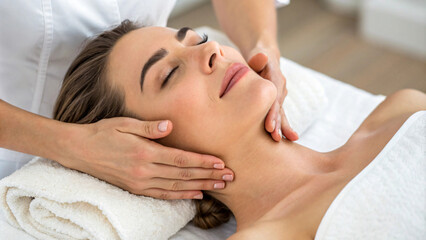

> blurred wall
[323,0,426,60]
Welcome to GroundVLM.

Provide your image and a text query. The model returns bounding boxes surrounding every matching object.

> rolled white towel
[0,157,195,240]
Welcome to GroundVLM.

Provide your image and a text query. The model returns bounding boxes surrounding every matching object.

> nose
[200,41,224,74]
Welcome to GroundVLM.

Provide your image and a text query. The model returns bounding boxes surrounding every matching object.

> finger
[155,147,226,170]
[142,188,204,200]
[264,101,279,133]
[271,113,282,142]
[116,118,173,139]
[276,83,287,105]
[148,178,227,192]
[280,108,299,141]
[248,52,268,72]
[152,164,234,181]
[283,87,288,99]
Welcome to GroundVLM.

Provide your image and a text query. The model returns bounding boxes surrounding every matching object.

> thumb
[117,118,173,139]
[248,52,268,72]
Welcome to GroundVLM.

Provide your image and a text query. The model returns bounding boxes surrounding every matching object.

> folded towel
[195,26,328,136]
[0,157,195,240]
[315,111,426,240]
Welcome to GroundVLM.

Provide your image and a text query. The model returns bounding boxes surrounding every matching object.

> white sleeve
[275,0,290,8]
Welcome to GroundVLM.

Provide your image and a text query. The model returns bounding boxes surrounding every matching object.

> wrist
[51,121,82,167]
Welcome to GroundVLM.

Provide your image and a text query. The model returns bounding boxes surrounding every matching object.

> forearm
[0,99,70,161]
[212,0,280,60]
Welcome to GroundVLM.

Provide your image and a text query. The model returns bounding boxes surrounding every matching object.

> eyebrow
[140,27,193,91]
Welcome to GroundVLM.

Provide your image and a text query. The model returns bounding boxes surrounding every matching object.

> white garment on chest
[0,0,176,177]
[315,111,426,240]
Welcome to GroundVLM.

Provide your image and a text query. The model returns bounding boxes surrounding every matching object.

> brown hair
[53,20,137,123]
[53,19,232,228]
[193,194,232,229]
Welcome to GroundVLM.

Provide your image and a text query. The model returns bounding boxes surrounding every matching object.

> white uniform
[0,0,176,179]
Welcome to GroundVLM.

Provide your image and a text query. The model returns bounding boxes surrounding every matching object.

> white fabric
[0,157,195,240]
[281,59,328,135]
[276,0,290,8]
[315,110,426,240]
[0,0,177,178]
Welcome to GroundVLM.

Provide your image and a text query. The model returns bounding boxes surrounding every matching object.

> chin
[253,79,277,114]
[233,78,277,130]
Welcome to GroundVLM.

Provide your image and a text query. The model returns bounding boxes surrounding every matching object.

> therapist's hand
[247,48,298,142]
[57,117,234,200]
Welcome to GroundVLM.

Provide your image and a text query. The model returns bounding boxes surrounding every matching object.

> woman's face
[108,26,276,154]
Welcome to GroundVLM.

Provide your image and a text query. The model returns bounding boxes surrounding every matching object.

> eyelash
[198,33,209,45]
[161,33,209,88]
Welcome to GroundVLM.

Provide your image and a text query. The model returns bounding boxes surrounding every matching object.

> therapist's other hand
[247,49,298,142]
[58,117,234,200]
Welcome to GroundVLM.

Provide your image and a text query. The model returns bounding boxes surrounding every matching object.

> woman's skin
[107,26,426,239]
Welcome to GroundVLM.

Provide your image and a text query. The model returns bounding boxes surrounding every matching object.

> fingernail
[194,194,203,199]
[279,129,283,138]
[214,183,225,189]
[214,163,224,169]
[272,120,276,131]
[158,121,168,132]
[223,175,234,181]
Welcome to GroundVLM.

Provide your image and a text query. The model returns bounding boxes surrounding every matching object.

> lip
[220,63,249,98]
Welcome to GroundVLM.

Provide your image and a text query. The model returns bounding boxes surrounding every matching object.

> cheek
[161,84,216,152]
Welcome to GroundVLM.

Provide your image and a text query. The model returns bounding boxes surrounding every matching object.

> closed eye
[161,33,209,88]
[161,66,179,88]
[197,33,208,45]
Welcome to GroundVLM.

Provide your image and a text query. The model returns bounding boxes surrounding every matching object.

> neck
[208,122,341,232]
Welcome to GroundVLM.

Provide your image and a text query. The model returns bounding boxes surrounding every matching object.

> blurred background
[168,0,426,96]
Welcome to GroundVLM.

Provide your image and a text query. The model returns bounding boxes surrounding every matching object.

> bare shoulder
[227,220,311,240]
[357,88,426,133]
[339,89,425,172]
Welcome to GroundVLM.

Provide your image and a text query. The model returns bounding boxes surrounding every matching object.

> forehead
[115,26,175,52]
[107,26,176,87]
[109,26,175,70]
